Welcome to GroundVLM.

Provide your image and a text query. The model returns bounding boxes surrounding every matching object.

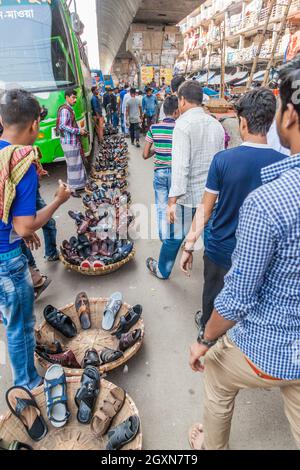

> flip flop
[119,329,142,352]
[102,292,123,331]
[91,386,126,438]
[106,415,140,450]
[44,305,77,339]
[75,366,100,425]
[188,423,205,450]
[44,365,70,428]
[6,387,48,442]
[75,292,91,330]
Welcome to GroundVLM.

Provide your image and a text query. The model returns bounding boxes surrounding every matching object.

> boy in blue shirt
[180,88,287,328]
[0,89,71,390]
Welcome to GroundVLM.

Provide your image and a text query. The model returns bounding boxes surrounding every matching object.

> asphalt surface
[0,136,297,450]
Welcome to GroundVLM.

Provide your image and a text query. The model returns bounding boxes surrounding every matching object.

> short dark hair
[91,86,98,94]
[146,87,152,93]
[278,54,300,120]
[178,81,203,105]
[171,75,186,94]
[130,88,136,95]
[0,89,41,129]
[235,88,276,135]
[163,95,179,116]
[65,88,77,98]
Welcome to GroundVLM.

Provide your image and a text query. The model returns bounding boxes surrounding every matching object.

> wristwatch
[197,328,217,349]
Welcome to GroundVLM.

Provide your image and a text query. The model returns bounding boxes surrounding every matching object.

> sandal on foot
[44,305,77,339]
[75,292,91,330]
[82,349,100,368]
[44,365,70,428]
[102,292,123,331]
[99,348,123,365]
[5,387,48,442]
[34,276,52,300]
[112,305,143,339]
[119,329,142,352]
[91,386,126,438]
[146,258,165,280]
[106,415,140,450]
[75,366,100,425]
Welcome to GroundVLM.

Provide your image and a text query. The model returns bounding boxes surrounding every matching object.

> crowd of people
[0,53,300,450]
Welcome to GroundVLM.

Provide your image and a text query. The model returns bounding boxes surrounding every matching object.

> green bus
[0,0,93,163]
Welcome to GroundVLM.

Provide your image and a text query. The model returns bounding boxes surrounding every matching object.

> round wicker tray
[59,249,135,276]
[35,297,144,376]
[0,377,142,451]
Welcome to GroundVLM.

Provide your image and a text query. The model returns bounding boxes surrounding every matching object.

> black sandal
[44,305,77,339]
[106,415,140,450]
[112,305,143,339]
[75,366,100,425]
[6,387,48,442]
[99,348,123,365]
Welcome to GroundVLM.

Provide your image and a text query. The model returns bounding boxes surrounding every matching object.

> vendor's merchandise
[91,386,126,438]
[113,305,143,339]
[106,415,140,450]
[102,292,123,331]
[119,330,142,352]
[44,365,70,428]
[43,305,77,339]
[75,292,91,330]
[75,366,100,425]
[5,387,48,442]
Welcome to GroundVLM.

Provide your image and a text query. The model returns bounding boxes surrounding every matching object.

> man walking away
[0,89,71,390]
[143,96,179,243]
[91,86,104,143]
[57,89,88,198]
[180,88,287,329]
[188,56,300,451]
[142,88,158,132]
[159,75,186,121]
[147,81,225,280]
[126,88,142,148]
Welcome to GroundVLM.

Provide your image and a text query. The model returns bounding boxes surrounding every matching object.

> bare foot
[189,423,205,450]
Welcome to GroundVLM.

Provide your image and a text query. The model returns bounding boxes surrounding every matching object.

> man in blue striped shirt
[188,56,300,450]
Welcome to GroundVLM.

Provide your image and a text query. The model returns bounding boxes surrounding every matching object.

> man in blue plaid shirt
[188,56,300,450]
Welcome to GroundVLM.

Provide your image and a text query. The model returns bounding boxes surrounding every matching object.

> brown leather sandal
[75,292,91,330]
[119,329,142,352]
[91,386,126,438]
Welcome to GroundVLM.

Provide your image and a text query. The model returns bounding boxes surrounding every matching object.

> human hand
[189,342,209,373]
[80,128,88,136]
[55,180,71,205]
[180,251,193,276]
[23,233,41,251]
[167,203,177,224]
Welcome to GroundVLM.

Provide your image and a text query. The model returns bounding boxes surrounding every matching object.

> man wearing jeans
[0,89,71,390]
[142,88,158,132]
[126,88,142,148]
[148,81,224,280]
[143,96,179,266]
[188,56,300,450]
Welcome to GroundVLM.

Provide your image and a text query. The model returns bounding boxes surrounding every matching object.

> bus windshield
[0,0,77,91]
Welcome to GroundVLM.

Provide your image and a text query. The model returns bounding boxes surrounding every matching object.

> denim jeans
[22,189,57,266]
[158,205,196,279]
[0,254,41,389]
[112,111,119,129]
[154,168,173,241]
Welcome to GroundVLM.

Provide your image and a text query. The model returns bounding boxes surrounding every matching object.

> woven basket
[59,250,135,276]
[35,297,144,376]
[0,377,142,450]
[205,98,233,114]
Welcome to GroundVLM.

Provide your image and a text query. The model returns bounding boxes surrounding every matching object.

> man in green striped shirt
[143,95,179,277]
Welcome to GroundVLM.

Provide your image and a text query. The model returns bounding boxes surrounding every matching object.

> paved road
[0,139,296,450]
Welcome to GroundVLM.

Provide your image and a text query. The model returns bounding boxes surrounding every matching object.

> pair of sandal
[44,365,70,428]
[90,387,140,450]
[112,305,143,339]
[82,348,123,367]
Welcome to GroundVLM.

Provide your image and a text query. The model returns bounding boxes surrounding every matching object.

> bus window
[0,0,77,91]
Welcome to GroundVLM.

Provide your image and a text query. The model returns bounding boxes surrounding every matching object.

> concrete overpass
[97,0,201,75]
